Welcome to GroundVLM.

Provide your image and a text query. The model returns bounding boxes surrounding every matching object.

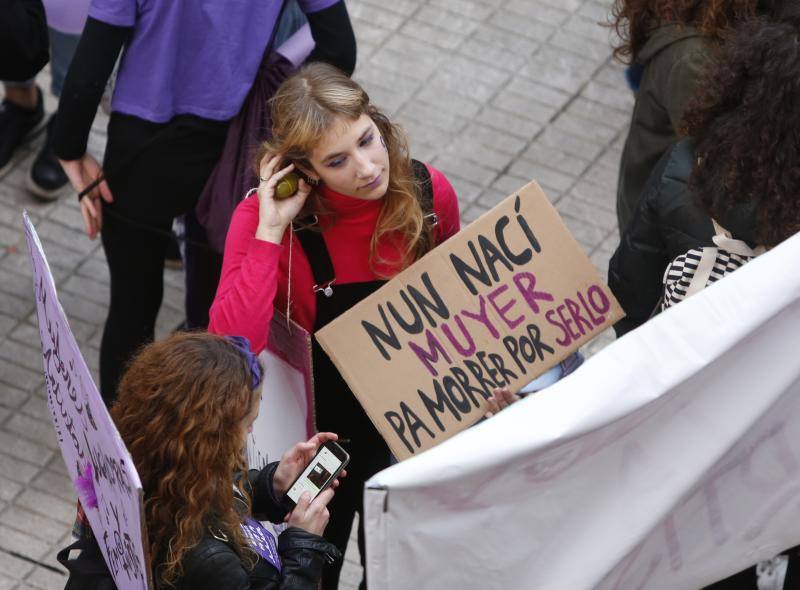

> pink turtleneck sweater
[208,164,460,353]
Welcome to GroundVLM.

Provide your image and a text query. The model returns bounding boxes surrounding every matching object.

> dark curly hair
[611,0,761,62]
[682,18,800,247]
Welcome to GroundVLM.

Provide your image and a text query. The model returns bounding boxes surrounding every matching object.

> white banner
[23,213,151,590]
[364,231,800,590]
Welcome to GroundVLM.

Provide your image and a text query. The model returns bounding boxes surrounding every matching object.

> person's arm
[209,155,311,353]
[208,197,284,354]
[428,164,461,243]
[53,17,130,160]
[663,47,709,132]
[0,0,49,81]
[608,156,673,337]
[304,1,357,75]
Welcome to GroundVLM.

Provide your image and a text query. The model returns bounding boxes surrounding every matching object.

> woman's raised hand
[255,154,312,244]
[286,489,334,536]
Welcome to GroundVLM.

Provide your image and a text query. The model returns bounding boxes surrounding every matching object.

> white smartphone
[283,441,350,509]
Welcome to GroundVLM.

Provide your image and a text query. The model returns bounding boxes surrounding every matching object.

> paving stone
[511,161,576,192]
[0,525,50,563]
[0,386,27,411]
[29,471,74,505]
[492,91,559,124]
[400,101,470,135]
[476,107,543,140]
[0,549,34,579]
[458,37,529,72]
[445,137,517,172]
[552,111,619,145]
[490,10,553,40]
[350,18,394,47]
[54,292,106,325]
[492,172,532,195]
[549,29,614,62]
[505,76,572,112]
[537,127,605,161]
[414,5,481,36]
[0,359,43,392]
[581,79,634,113]
[521,143,591,176]
[0,433,53,467]
[562,13,614,45]
[348,2,407,29]
[556,194,617,229]
[4,414,59,453]
[416,85,483,119]
[434,154,497,188]
[477,188,512,209]
[430,0,497,19]
[566,96,631,129]
[399,19,466,50]
[12,490,75,527]
[361,0,420,15]
[507,0,572,25]
[570,178,617,213]
[460,203,492,225]
[0,315,16,337]
[0,507,67,544]
[0,573,16,589]
[24,567,65,590]
[470,23,541,56]
[0,339,44,373]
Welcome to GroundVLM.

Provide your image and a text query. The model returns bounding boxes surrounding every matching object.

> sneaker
[28,113,70,201]
[0,87,45,179]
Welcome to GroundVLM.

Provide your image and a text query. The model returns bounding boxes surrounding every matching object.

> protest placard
[23,213,151,590]
[247,310,315,469]
[316,182,623,460]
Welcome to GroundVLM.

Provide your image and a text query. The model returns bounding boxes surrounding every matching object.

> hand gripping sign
[316,182,624,460]
[23,213,152,590]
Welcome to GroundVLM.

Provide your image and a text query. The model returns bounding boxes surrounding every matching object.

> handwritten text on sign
[316,183,623,460]
[23,213,151,590]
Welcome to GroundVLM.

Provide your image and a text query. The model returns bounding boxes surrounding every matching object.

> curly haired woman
[609,17,800,337]
[108,332,342,589]
[611,0,766,231]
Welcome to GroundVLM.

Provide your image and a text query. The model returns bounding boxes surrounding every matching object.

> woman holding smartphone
[208,62,465,589]
[94,331,340,589]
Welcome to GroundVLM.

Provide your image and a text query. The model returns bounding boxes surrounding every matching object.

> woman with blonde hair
[105,331,342,588]
[208,62,462,588]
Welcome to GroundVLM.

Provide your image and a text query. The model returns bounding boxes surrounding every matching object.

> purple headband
[225,335,263,389]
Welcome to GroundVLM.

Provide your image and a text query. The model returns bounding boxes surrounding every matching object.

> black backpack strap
[293,219,336,297]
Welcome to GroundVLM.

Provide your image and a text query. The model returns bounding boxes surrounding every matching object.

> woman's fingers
[259,154,282,182]
[80,198,99,239]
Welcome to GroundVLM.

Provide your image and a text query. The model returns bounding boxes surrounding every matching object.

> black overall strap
[295,160,437,294]
[293,222,336,296]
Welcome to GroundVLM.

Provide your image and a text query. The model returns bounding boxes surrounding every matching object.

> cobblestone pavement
[0,0,630,587]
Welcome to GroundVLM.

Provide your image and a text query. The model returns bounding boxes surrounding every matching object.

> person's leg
[1,80,44,177]
[183,209,223,329]
[99,210,169,403]
[28,28,79,199]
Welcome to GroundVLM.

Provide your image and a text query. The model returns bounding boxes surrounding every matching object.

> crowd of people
[3,0,800,588]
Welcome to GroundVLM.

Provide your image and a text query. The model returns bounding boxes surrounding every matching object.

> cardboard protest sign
[247,310,315,469]
[363,230,800,590]
[23,213,151,590]
[316,182,623,460]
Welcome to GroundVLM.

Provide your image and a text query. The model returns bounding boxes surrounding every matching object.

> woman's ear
[294,161,320,182]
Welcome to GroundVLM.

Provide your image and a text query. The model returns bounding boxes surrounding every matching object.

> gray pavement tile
[23,567,65,590]
[510,161,576,192]
[0,339,44,373]
[12,489,75,527]
[0,479,23,504]
[0,434,53,468]
[399,19,467,50]
[28,471,74,505]
[0,386,28,411]
[0,573,17,589]
[0,359,43,393]
[490,10,553,40]
[348,2,408,29]
[0,550,34,580]
[476,107,543,140]
[0,507,67,544]
[4,414,59,453]
[0,525,50,563]
[430,0,498,19]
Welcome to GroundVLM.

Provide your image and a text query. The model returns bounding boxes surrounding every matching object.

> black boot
[28,113,70,201]
[0,87,45,179]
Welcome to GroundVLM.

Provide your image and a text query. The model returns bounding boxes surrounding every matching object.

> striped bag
[661,220,765,310]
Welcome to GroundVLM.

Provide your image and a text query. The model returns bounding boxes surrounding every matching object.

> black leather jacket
[161,462,341,590]
[609,138,756,337]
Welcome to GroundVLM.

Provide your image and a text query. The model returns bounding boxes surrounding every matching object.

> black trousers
[99,113,227,403]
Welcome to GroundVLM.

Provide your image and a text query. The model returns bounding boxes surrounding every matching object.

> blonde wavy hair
[258,62,434,275]
[111,332,259,586]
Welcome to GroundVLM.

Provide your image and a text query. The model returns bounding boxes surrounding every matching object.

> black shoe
[0,87,45,179]
[28,113,69,200]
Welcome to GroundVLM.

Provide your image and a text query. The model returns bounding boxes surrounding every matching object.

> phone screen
[286,444,345,504]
